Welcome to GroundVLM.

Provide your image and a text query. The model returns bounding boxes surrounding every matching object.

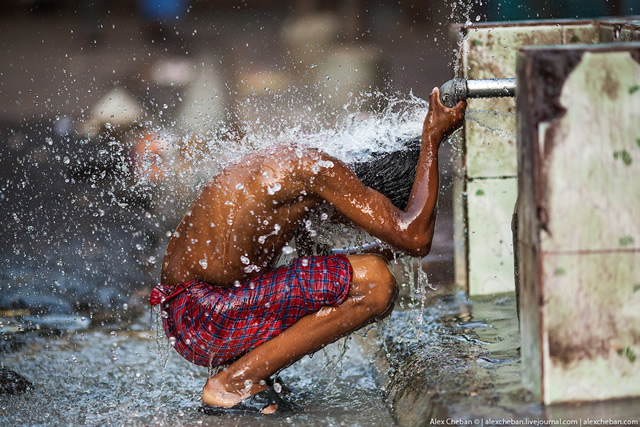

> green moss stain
[613,150,632,166]
[554,268,566,276]
[472,39,483,47]
[633,283,640,293]
[570,35,581,43]
[636,138,640,148]
[618,347,637,363]
[629,84,640,95]
[475,189,485,196]
[619,236,634,247]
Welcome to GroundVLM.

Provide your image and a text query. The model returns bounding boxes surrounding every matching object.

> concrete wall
[452,18,640,295]
[516,42,640,404]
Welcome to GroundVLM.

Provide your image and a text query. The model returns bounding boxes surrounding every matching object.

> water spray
[438,78,516,107]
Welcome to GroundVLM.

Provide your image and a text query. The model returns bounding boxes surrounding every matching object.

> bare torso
[161,145,327,287]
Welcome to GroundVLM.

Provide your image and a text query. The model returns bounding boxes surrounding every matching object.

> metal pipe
[439,78,516,108]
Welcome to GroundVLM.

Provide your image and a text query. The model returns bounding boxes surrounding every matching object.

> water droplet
[235,183,244,190]
[267,183,281,195]
[240,256,250,265]
[199,258,208,269]
[244,265,259,273]
[282,245,294,255]
[169,336,177,346]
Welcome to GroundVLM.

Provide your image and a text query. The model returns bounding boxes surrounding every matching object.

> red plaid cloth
[150,255,352,367]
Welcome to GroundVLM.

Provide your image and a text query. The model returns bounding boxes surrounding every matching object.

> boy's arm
[308,88,466,257]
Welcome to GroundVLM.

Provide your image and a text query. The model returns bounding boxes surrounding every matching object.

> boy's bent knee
[348,254,397,317]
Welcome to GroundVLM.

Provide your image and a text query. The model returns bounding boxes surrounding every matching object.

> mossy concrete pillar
[452,18,640,296]
[452,20,600,295]
[516,42,640,403]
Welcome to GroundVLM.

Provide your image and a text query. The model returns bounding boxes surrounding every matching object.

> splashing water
[0,87,459,425]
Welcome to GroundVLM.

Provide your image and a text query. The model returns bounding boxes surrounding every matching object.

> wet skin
[161,88,466,412]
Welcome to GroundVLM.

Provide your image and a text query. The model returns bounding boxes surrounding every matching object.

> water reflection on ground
[0,312,394,426]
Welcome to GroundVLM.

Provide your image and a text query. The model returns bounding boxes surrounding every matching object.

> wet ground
[0,310,394,426]
[3,280,640,425]
[372,291,640,425]
[0,287,522,426]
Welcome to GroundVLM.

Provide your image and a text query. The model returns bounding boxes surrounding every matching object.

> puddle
[0,313,394,426]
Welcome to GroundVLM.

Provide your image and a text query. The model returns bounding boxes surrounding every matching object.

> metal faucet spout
[438,78,516,107]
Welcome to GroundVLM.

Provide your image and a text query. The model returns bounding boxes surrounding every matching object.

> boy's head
[350,136,421,211]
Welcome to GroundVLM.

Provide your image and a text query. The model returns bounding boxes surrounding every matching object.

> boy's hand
[423,87,467,141]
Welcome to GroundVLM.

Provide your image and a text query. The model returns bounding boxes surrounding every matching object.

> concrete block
[517,43,640,403]
[541,252,640,403]
[562,24,599,45]
[462,25,563,80]
[465,97,517,178]
[454,21,602,295]
[599,24,616,43]
[537,51,640,253]
[467,178,517,295]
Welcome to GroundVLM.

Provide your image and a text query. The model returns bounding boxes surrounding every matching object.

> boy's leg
[202,254,397,411]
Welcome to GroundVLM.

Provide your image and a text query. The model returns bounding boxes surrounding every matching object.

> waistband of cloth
[149,279,202,306]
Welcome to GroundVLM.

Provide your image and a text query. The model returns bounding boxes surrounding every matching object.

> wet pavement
[0,309,394,426]
[370,290,640,425]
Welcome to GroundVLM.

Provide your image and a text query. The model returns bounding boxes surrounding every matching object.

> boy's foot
[199,386,298,415]
[202,374,281,414]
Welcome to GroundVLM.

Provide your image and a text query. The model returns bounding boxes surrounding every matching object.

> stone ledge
[360,292,640,425]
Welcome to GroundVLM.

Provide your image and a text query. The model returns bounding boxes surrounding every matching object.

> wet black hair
[350,136,421,211]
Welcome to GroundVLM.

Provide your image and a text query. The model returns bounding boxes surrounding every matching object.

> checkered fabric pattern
[149,254,352,367]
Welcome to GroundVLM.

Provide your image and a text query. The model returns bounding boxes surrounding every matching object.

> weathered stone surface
[517,43,640,403]
[538,51,640,253]
[467,178,517,295]
[453,21,604,295]
[463,25,563,80]
[542,252,640,402]
[465,98,517,178]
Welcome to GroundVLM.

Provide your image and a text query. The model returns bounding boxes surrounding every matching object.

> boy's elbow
[403,234,432,258]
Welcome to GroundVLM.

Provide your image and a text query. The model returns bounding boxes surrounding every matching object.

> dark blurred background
[0,0,636,321]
